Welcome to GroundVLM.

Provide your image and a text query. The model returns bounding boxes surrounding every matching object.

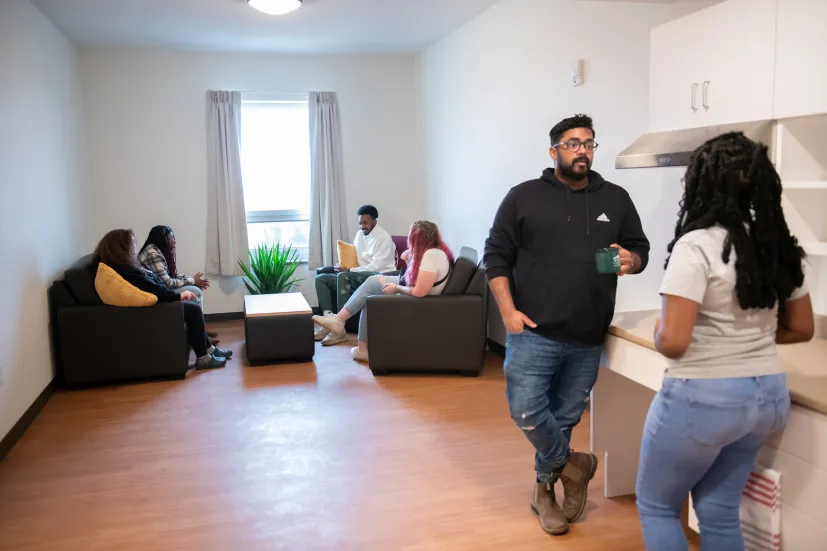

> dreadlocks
[665,132,806,311]
[141,225,178,278]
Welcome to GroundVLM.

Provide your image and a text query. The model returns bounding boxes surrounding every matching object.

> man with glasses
[484,114,650,536]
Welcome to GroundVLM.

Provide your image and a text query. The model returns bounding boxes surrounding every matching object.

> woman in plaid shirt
[139,226,218,342]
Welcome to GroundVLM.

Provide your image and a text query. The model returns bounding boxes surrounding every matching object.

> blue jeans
[636,375,791,551]
[504,330,603,482]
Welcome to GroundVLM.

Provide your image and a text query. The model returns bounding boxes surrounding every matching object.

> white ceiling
[30,0,503,54]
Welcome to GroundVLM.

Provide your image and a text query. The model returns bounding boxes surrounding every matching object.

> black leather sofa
[49,255,190,388]
[366,247,488,377]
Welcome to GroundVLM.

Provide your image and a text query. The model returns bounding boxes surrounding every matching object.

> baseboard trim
[0,378,56,463]
[487,338,505,357]
[204,312,244,322]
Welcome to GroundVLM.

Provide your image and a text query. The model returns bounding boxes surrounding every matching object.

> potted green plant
[237,242,304,295]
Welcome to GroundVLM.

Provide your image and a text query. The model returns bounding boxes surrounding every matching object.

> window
[240,93,311,260]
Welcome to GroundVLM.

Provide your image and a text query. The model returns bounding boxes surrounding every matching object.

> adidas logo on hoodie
[597,213,610,222]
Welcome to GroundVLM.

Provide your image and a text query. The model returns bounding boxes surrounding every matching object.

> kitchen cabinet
[649,0,777,133]
[774,0,827,119]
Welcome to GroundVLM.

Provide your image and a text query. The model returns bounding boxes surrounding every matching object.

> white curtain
[206,90,248,276]
[308,91,348,269]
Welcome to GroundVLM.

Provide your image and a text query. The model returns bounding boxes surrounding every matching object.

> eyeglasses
[553,139,599,152]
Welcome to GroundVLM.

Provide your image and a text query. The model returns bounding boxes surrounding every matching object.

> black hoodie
[484,168,650,346]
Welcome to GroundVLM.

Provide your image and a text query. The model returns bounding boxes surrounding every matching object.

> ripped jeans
[504,330,603,482]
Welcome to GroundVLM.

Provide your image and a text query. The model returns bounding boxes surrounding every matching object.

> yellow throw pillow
[337,240,359,269]
[95,262,158,307]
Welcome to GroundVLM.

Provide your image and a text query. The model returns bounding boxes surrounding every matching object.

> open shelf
[783,181,827,190]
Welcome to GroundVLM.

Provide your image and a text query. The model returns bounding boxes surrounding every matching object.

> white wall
[80,51,424,314]
[0,0,87,440]
[418,0,716,344]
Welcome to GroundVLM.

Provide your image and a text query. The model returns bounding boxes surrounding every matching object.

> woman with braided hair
[635,132,814,550]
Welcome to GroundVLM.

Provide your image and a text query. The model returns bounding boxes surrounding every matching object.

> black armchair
[50,255,189,388]
[366,247,487,376]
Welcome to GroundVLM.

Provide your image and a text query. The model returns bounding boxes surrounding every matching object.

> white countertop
[609,310,827,416]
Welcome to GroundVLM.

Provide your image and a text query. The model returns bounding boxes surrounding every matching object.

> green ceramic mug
[595,247,620,274]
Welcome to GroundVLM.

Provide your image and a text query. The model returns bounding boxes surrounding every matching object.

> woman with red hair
[313,220,454,362]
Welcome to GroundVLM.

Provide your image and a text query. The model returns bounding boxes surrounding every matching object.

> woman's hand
[180,291,196,302]
[194,272,210,290]
[382,283,398,295]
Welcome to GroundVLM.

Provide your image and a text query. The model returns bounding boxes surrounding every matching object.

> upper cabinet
[649,15,700,133]
[649,0,777,132]
[773,0,827,119]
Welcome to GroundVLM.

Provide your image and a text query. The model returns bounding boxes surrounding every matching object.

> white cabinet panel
[694,0,777,126]
[649,17,701,132]
[774,0,827,119]
[649,0,777,131]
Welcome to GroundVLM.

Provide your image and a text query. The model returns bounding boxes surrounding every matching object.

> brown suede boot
[531,481,569,535]
[560,451,599,523]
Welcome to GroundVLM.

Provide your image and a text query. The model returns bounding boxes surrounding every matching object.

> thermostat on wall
[571,59,585,87]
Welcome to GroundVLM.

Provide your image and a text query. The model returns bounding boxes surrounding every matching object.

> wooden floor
[1,321,666,550]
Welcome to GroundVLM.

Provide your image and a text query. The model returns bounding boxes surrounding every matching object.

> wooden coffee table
[244,292,314,365]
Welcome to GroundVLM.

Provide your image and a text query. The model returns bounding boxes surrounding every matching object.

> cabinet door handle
[691,83,699,112]
[702,80,710,110]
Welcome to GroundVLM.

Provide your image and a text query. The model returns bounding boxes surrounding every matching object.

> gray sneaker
[314,327,331,341]
[196,354,227,370]
[321,332,348,346]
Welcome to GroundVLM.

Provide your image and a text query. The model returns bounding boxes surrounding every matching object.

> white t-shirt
[418,248,452,295]
[659,226,809,379]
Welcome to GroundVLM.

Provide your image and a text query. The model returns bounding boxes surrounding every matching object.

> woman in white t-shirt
[635,132,815,550]
[313,220,454,362]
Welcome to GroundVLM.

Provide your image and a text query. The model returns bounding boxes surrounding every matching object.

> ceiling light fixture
[248,0,303,16]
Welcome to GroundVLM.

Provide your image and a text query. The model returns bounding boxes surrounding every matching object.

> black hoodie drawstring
[565,183,590,235]
[586,188,590,235]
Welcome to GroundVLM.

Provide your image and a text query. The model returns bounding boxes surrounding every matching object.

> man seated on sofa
[314,205,397,345]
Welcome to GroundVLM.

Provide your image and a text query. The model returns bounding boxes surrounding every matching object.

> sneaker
[531,480,569,535]
[212,346,233,359]
[321,332,348,346]
[312,312,346,337]
[195,354,227,370]
[314,327,331,341]
[560,451,599,523]
[350,347,369,363]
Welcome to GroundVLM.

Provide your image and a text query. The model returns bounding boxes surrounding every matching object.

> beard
[557,156,591,181]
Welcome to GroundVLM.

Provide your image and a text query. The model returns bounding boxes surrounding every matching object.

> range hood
[615,120,774,169]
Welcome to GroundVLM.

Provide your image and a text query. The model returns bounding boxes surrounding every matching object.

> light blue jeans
[636,374,791,551]
[341,275,399,343]
[504,330,603,481]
